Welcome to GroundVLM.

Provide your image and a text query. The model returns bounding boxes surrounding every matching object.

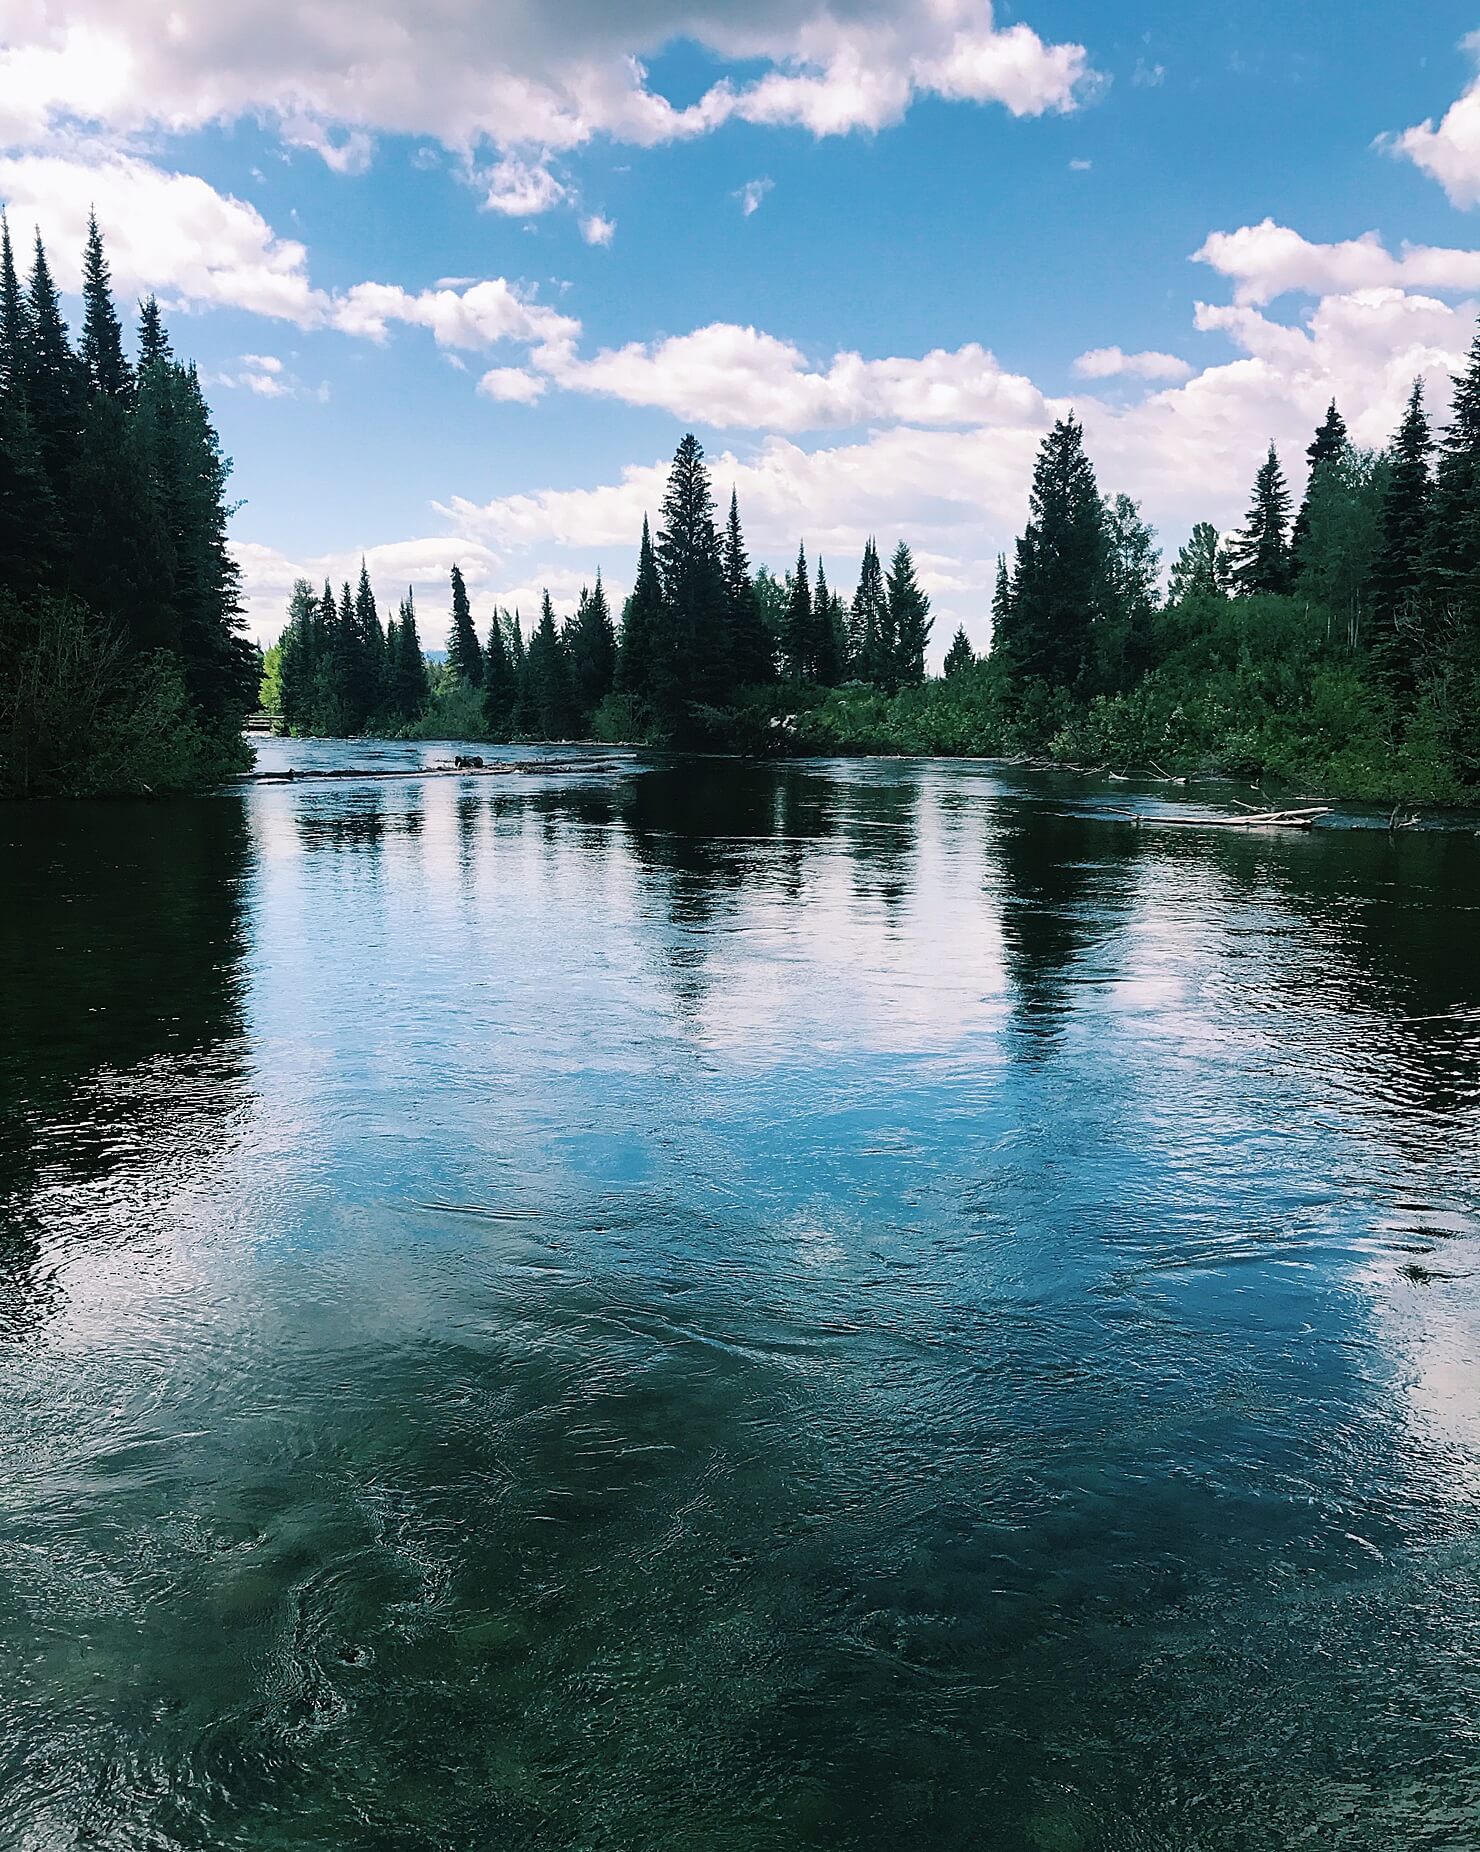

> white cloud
[1386,34,1480,207]
[1074,346,1192,381]
[1068,157,1092,171]
[478,365,547,403]
[1195,218,1480,305]
[537,323,1048,430]
[479,156,567,216]
[580,212,615,246]
[735,178,774,217]
[0,3,1096,177]
[329,277,579,353]
[205,352,326,400]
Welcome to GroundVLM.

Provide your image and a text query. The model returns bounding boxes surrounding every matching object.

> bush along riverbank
[0,216,257,798]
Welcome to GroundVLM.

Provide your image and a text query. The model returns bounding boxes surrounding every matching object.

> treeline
[0,215,256,796]
[806,343,1480,799]
[265,430,934,748]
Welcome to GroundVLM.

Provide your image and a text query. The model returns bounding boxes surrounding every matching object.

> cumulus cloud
[580,212,615,246]
[537,324,1048,430]
[0,2,1096,179]
[1074,346,1192,381]
[479,156,567,216]
[478,365,547,403]
[1195,218,1480,305]
[1386,35,1480,207]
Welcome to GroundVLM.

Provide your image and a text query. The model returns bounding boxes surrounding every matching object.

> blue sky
[5,2,1480,656]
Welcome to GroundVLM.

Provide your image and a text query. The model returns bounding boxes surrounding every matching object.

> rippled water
[2,741,1479,1850]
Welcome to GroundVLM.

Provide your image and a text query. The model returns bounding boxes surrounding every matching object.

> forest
[0,219,257,797]
[266,353,1480,802]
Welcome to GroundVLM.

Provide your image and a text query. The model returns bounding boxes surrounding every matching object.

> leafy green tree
[1168,522,1227,604]
[943,626,974,676]
[887,541,931,686]
[1098,494,1160,690]
[753,564,787,661]
[1228,443,1293,596]
[446,563,483,686]
[995,415,1104,686]
[1370,379,1433,694]
[1296,444,1388,649]
[1291,400,1347,569]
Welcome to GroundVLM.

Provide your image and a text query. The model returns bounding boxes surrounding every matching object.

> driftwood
[240,758,624,785]
[1100,804,1333,831]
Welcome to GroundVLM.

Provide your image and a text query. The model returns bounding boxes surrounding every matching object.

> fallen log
[239,758,625,785]
[1096,804,1333,830]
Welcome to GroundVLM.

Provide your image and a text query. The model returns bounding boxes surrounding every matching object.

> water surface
[2,742,1478,1849]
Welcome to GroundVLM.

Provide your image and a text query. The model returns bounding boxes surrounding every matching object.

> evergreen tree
[1168,523,1227,604]
[394,589,429,721]
[446,563,483,686]
[564,572,617,725]
[1296,445,1387,650]
[617,515,665,722]
[0,217,28,402]
[887,541,931,687]
[784,543,813,680]
[854,539,891,684]
[0,397,62,596]
[137,296,172,371]
[1228,443,1293,596]
[80,211,131,402]
[722,489,774,684]
[277,580,321,733]
[1370,379,1433,693]
[995,415,1104,686]
[331,578,372,731]
[483,606,519,735]
[1291,400,1347,568]
[991,554,1012,637]
[508,609,535,735]
[1422,333,1480,636]
[943,626,974,676]
[354,561,386,711]
[24,232,81,494]
[526,590,576,737]
[812,557,841,684]
[655,432,728,718]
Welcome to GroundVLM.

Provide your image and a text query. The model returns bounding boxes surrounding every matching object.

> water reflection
[2,747,1478,1849]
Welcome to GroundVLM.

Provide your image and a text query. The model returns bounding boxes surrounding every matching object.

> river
[2,739,1478,1849]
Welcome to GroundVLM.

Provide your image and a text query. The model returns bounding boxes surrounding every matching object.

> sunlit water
[2,740,1478,1850]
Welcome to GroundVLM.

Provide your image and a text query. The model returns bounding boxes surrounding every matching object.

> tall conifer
[446,563,483,685]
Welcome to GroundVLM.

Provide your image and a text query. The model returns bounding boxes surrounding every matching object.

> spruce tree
[997,415,1104,685]
[354,561,386,712]
[1422,333,1480,634]
[137,296,172,371]
[483,607,519,735]
[1291,400,1347,568]
[1370,379,1433,693]
[722,489,774,684]
[1167,523,1226,604]
[1098,494,1159,690]
[527,590,576,737]
[853,538,890,684]
[277,580,321,733]
[446,563,483,686]
[943,626,974,676]
[655,432,728,717]
[564,573,617,727]
[812,557,840,684]
[80,212,131,402]
[616,515,665,725]
[887,542,932,686]
[990,554,1012,647]
[0,217,28,403]
[394,590,429,720]
[784,543,813,681]
[23,232,81,495]
[1228,443,1293,596]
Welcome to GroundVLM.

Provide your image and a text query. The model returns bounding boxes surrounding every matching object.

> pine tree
[1098,494,1159,690]
[1291,400,1347,568]
[887,542,931,687]
[1228,443,1293,596]
[277,580,321,732]
[563,573,617,727]
[446,563,483,686]
[1422,333,1480,635]
[137,296,172,371]
[80,212,131,402]
[722,489,774,684]
[1370,379,1433,693]
[784,543,813,681]
[483,606,519,735]
[995,415,1104,685]
[854,538,891,685]
[354,561,386,712]
[0,398,62,596]
[943,626,974,676]
[655,432,728,717]
[990,554,1012,648]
